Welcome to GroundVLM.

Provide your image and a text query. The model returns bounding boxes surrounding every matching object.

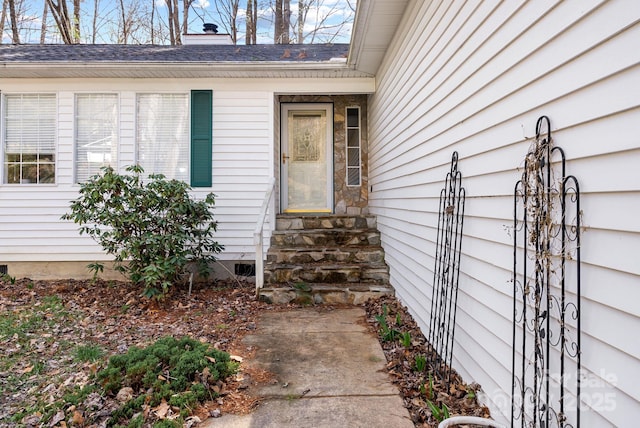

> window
[75,94,118,183]
[136,93,189,182]
[3,94,56,184]
[346,106,361,186]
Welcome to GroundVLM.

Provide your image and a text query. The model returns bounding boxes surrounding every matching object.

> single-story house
[1,0,638,425]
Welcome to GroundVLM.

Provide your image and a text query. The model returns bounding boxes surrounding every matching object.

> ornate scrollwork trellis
[428,151,466,387]
[512,116,581,428]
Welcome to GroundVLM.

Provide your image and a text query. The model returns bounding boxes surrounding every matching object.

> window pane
[345,107,361,187]
[39,162,56,183]
[347,148,360,166]
[6,164,20,183]
[347,129,360,147]
[137,93,189,181]
[3,94,56,184]
[347,108,359,128]
[348,167,360,186]
[75,94,118,182]
[22,164,37,184]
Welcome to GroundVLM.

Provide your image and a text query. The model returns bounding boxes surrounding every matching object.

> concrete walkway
[201,307,414,428]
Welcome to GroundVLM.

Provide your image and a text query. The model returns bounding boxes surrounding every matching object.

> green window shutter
[190,90,212,187]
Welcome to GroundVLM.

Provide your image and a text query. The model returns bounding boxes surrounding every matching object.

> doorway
[281,103,333,213]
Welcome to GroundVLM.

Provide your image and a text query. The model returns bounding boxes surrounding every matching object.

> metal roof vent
[203,23,218,34]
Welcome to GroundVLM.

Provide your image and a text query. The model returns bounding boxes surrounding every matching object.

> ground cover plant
[0,278,266,427]
[364,296,492,426]
[1,277,490,427]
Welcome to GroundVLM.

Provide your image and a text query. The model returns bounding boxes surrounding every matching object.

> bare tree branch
[40,0,48,43]
[172,0,181,43]
[91,0,99,43]
[1,0,9,44]
[45,0,75,43]
[211,0,239,43]
[8,0,20,43]
[73,0,80,41]
[294,0,352,44]
[245,0,257,44]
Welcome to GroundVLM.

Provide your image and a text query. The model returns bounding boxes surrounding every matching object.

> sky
[2,0,356,45]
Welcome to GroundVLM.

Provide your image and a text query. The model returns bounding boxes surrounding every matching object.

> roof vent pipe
[203,23,218,34]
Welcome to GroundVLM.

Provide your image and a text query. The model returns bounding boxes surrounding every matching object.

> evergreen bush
[62,165,223,297]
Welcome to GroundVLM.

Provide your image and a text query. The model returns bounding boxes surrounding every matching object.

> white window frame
[75,93,119,183]
[135,92,190,182]
[2,93,57,185]
[345,106,362,187]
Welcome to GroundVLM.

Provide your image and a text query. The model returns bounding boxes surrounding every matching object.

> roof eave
[0,59,374,79]
[346,0,410,75]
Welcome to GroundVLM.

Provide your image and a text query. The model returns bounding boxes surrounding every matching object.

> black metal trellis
[427,151,466,387]
[512,116,581,428]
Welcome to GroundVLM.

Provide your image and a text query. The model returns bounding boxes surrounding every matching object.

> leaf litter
[1,278,491,427]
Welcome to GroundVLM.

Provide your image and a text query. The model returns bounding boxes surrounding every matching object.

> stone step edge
[276,214,376,218]
[271,228,379,234]
[257,283,395,305]
[264,263,389,270]
[267,245,385,251]
[260,283,393,291]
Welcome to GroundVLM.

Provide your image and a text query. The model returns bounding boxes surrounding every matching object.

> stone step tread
[276,215,376,229]
[276,213,376,220]
[271,228,379,234]
[267,246,385,252]
[258,283,393,305]
[270,232,381,245]
[265,262,389,269]
[260,283,394,291]
[267,254,384,262]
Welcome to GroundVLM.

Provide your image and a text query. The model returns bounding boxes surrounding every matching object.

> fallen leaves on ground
[364,295,492,427]
[0,277,289,427]
[1,278,491,427]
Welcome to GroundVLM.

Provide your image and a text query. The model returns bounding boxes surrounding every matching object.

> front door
[281,103,333,213]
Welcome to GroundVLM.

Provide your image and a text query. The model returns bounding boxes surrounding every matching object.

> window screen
[75,93,118,183]
[136,93,189,181]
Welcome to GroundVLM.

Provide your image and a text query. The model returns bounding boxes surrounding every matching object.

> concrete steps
[258,215,394,304]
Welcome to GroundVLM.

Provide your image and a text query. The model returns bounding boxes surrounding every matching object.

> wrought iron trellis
[512,116,581,428]
[427,151,466,387]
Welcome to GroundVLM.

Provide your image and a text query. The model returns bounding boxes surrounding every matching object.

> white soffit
[349,0,410,75]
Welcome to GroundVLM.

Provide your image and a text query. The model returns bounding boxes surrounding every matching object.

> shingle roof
[0,43,368,79]
[0,43,349,63]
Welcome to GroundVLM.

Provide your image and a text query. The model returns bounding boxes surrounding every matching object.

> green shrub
[62,165,223,297]
[97,336,238,426]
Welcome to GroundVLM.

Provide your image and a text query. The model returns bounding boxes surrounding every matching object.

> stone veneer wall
[278,94,369,215]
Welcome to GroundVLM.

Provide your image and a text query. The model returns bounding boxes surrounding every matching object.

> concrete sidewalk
[201,307,414,428]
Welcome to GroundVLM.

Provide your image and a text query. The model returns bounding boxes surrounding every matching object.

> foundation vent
[234,263,255,277]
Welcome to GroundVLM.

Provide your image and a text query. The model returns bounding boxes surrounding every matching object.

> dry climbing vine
[512,116,582,428]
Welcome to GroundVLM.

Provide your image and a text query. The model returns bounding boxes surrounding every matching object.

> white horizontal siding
[369,0,640,425]
[0,86,275,265]
[210,90,274,260]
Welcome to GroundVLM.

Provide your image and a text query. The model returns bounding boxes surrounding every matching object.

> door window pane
[287,110,327,211]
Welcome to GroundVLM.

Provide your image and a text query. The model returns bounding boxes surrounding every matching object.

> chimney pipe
[203,23,218,34]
